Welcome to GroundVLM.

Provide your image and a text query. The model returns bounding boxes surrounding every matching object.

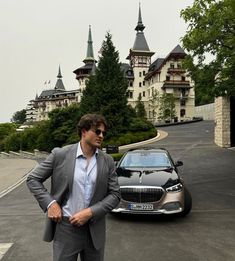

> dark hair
[77,114,107,136]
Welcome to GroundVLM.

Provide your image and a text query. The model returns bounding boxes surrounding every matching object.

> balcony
[174,94,189,99]
[167,68,186,74]
[162,80,191,89]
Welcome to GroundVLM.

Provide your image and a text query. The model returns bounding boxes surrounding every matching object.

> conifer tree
[79,32,131,136]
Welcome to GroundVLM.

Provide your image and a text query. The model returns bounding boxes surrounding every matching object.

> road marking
[0,175,28,199]
[0,243,13,260]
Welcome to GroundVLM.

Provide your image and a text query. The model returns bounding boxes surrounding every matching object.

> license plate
[128,203,154,211]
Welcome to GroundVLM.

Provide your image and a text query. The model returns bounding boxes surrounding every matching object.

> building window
[153,110,156,118]
[139,93,142,98]
[139,82,142,87]
[139,72,142,77]
[180,99,186,106]
[170,63,174,68]
[180,109,186,117]
[143,81,145,86]
[143,91,145,97]
[143,70,146,76]
[166,75,170,81]
[138,57,147,65]
[127,91,133,99]
[129,81,133,87]
[182,76,186,81]
[177,63,182,68]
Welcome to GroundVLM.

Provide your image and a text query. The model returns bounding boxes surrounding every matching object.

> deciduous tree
[181,0,235,97]
[135,94,146,118]
[11,109,26,124]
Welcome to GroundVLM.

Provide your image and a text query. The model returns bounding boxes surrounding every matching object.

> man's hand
[47,202,62,223]
[69,208,93,226]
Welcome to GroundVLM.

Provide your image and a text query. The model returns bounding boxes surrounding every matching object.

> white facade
[34,91,79,122]
[146,58,195,123]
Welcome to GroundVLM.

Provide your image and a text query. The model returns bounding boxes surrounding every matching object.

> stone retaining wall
[215,96,231,147]
[195,103,215,120]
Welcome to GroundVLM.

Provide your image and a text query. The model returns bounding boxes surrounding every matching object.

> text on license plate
[128,203,154,211]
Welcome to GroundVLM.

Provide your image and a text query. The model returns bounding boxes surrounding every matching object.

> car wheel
[178,187,192,217]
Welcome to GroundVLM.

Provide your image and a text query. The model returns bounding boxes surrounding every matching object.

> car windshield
[120,151,172,168]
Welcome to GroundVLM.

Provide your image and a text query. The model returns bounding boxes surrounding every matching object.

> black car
[112,148,192,216]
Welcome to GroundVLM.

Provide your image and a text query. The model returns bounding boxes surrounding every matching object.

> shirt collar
[76,142,98,158]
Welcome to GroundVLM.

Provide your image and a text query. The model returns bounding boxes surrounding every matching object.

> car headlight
[166,183,183,192]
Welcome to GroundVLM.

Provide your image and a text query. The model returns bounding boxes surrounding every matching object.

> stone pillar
[214,96,231,147]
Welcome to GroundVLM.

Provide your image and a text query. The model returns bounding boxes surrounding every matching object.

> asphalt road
[1,120,235,261]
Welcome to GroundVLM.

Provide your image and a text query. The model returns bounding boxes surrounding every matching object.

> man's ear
[81,128,87,137]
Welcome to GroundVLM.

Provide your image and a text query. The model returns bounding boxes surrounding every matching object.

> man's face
[82,123,106,148]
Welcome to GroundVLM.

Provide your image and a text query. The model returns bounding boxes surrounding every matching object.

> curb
[119,130,168,152]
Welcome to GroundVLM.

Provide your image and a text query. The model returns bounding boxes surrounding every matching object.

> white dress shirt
[62,143,98,217]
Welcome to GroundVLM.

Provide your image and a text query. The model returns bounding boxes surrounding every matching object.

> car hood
[117,167,179,188]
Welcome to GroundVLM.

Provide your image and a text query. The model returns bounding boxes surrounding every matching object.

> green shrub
[110,153,124,161]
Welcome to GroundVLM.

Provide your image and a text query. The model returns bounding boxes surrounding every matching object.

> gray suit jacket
[26,143,120,249]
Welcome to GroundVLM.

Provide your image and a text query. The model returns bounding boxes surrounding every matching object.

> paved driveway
[0,120,235,261]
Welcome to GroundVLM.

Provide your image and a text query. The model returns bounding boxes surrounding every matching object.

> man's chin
[95,142,102,148]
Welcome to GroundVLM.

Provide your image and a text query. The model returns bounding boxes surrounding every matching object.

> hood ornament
[139,172,142,184]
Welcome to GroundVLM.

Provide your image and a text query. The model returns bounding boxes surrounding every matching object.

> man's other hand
[69,208,93,226]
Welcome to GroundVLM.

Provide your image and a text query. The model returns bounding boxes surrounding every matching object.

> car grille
[120,186,164,203]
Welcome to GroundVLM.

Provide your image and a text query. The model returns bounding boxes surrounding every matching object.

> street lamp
[16,128,23,152]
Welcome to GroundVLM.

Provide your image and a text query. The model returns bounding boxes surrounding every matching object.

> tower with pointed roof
[73,25,96,102]
[126,4,154,106]
[54,66,65,91]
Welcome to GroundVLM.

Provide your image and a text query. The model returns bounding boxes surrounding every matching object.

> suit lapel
[65,143,78,193]
[90,150,104,205]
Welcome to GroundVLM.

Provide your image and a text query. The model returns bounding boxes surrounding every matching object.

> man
[27,114,120,261]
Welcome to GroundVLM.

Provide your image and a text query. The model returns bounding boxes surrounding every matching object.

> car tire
[178,187,192,217]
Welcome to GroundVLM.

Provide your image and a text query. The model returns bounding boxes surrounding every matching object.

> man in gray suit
[27,114,120,261]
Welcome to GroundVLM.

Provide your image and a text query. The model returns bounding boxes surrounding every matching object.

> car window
[120,152,172,168]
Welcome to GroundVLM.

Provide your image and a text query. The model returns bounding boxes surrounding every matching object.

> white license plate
[128,203,154,211]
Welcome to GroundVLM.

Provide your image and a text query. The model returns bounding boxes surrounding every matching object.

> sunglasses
[92,129,107,137]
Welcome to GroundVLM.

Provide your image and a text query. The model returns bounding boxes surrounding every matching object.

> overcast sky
[0,0,194,123]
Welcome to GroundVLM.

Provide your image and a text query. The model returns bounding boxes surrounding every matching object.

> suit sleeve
[26,148,57,212]
[90,155,121,221]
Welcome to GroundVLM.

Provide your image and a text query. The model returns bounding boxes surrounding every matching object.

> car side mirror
[175,161,183,167]
[115,161,119,167]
